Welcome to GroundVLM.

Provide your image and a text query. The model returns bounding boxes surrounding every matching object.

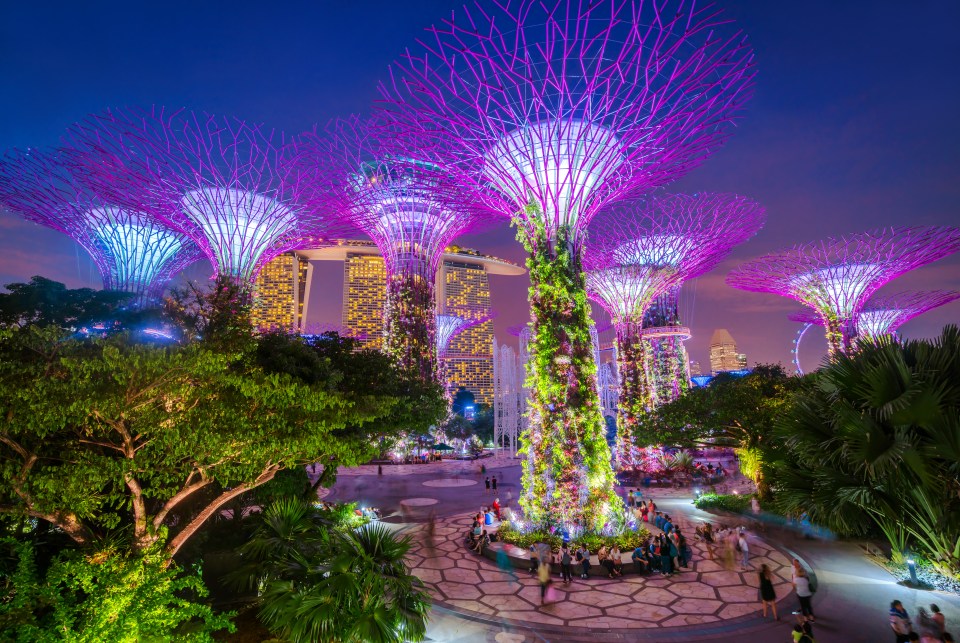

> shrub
[497,523,651,552]
[694,492,753,514]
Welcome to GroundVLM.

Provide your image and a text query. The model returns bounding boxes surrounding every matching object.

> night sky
[1,1,958,371]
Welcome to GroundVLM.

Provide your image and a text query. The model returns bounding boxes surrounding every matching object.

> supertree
[378,0,755,531]
[585,193,764,467]
[0,148,199,306]
[66,108,347,284]
[292,117,496,383]
[789,290,960,343]
[727,227,960,357]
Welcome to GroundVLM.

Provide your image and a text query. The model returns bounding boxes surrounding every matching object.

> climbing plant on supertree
[379,0,755,528]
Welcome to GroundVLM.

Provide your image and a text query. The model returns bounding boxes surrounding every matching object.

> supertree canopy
[378,0,755,531]
[728,227,960,357]
[0,148,199,305]
[66,108,346,283]
[586,193,764,467]
[789,290,960,342]
[293,116,495,383]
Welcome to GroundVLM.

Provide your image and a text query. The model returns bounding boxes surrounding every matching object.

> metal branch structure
[293,117,495,383]
[66,108,346,283]
[493,342,525,456]
[586,193,764,467]
[728,227,960,357]
[379,0,755,531]
[789,290,960,343]
[0,148,199,305]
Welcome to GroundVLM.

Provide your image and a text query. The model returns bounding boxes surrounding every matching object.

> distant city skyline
[1,0,958,369]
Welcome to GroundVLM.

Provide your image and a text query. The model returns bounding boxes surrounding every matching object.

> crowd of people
[890,600,952,643]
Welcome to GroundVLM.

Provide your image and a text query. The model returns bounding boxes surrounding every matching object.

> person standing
[916,607,941,643]
[627,489,635,508]
[659,534,673,576]
[793,567,814,623]
[485,476,491,492]
[758,564,778,620]
[889,600,912,643]
[492,475,498,492]
[559,544,573,583]
[738,530,750,569]
[930,604,945,637]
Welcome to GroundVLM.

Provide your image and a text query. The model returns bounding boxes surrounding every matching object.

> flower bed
[497,521,651,551]
[694,492,753,513]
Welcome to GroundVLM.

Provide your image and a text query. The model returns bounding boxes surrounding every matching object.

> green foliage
[497,523,651,552]
[0,538,232,642]
[515,211,619,531]
[0,275,136,329]
[384,273,437,384]
[639,363,800,497]
[0,324,416,558]
[232,497,429,643]
[163,274,255,349]
[694,493,753,514]
[764,327,960,579]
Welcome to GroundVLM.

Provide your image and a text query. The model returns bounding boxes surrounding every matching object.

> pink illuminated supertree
[789,290,960,344]
[0,148,200,306]
[292,117,496,383]
[66,108,349,284]
[728,227,960,358]
[378,0,755,530]
[585,193,764,467]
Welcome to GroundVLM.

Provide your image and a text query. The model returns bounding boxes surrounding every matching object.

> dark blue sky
[1,0,958,369]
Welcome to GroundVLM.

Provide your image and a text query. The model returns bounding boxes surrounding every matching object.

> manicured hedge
[694,492,753,513]
[497,522,651,551]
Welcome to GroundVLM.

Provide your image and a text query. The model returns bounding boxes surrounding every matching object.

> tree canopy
[0,276,134,330]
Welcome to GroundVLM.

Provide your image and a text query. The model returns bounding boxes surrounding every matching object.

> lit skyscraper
[251,252,309,331]
[709,329,744,375]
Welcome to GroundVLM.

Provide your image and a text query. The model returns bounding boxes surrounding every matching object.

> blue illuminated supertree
[728,228,960,357]
[67,108,350,284]
[0,148,200,305]
[292,116,496,383]
[585,193,764,466]
[379,0,755,529]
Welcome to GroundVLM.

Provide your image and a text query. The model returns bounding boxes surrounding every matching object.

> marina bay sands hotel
[251,241,524,404]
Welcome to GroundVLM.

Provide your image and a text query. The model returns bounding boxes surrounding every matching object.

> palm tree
[766,326,960,579]
[231,498,430,642]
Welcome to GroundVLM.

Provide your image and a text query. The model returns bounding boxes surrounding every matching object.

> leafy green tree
[0,326,407,558]
[0,538,232,642]
[0,276,134,329]
[471,403,495,445]
[638,364,800,497]
[232,498,430,643]
[440,414,473,443]
[765,327,960,579]
[163,275,254,348]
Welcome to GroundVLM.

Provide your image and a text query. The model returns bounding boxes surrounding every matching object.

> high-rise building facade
[689,360,702,377]
[709,328,745,375]
[251,252,309,331]
[341,253,387,349]
[296,242,524,405]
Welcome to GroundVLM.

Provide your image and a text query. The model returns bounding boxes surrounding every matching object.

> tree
[231,498,430,643]
[471,403,495,445]
[638,364,801,497]
[0,326,411,559]
[0,276,134,329]
[0,538,232,641]
[765,327,960,579]
[163,275,254,349]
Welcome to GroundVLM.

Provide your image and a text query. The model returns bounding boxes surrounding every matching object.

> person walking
[492,475,498,492]
[758,563,778,620]
[889,600,912,643]
[793,566,814,623]
[559,544,573,583]
[484,476,491,492]
[738,530,750,569]
[916,607,941,643]
[538,560,553,604]
[930,604,945,637]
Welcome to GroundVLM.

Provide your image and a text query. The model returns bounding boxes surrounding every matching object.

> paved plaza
[318,458,960,643]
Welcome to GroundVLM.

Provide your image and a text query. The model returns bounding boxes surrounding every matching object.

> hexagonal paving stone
[718,602,759,619]
[661,614,721,627]
[669,581,718,599]
[481,594,537,611]
[671,597,723,615]
[498,610,565,626]
[445,598,496,615]
[717,584,761,603]
[699,571,744,587]
[605,603,674,622]
[444,567,481,584]
[630,587,677,603]
[567,591,632,608]
[441,582,483,600]
[418,557,455,570]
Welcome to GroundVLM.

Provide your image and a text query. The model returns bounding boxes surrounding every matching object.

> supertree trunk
[384,271,437,383]
[649,335,691,405]
[613,321,655,468]
[823,314,845,359]
[518,220,618,531]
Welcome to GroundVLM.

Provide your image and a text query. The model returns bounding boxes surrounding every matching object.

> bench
[481,541,651,577]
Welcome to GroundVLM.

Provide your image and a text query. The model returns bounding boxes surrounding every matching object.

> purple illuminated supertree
[379,0,755,530]
[586,193,764,467]
[0,148,200,305]
[728,227,960,357]
[66,108,348,284]
[293,117,495,383]
[789,290,960,343]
